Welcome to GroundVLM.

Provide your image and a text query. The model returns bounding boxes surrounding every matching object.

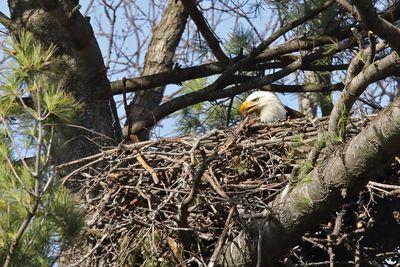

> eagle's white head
[240,91,287,123]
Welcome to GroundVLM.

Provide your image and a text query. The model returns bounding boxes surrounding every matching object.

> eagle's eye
[253,97,259,102]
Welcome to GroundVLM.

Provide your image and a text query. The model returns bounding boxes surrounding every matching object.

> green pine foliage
[225,25,256,57]
[174,78,244,134]
[0,31,84,267]
[175,26,258,135]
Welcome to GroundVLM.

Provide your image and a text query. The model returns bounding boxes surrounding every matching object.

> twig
[168,237,188,267]
[181,0,230,63]
[332,208,347,238]
[0,11,13,30]
[208,207,235,267]
[136,153,160,184]
[206,167,229,199]
[178,150,217,249]
[68,233,108,267]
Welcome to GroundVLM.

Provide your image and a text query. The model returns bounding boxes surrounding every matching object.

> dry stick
[332,208,347,238]
[327,228,335,267]
[68,233,109,267]
[56,139,157,170]
[206,166,229,199]
[208,207,235,267]
[61,157,104,185]
[136,153,160,184]
[302,237,328,252]
[167,237,188,267]
[367,181,400,190]
[189,129,220,164]
[178,150,217,250]
[220,115,250,152]
[121,76,132,139]
[226,96,235,128]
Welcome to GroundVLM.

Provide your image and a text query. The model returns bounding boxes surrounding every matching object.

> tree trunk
[8,0,122,164]
[124,0,188,140]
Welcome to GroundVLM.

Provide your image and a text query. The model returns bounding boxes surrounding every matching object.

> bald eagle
[240,91,304,123]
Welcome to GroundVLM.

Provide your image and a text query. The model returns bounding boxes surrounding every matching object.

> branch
[127,39,351,135]
[180,0,230,63]
[127,56,305,135]
[336,0,361,20]
[328,52,400,136]
[353,0,400,54]
[262,83,344,93]
[209,0,336,91]
[343,42,386,87]
[111,37,345,94]
[0,10,13,30]
[219,95,400,266]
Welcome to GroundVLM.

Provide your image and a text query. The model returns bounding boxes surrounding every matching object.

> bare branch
[0,10,13,30]
[128,38,350,135]
[209,0,336,91]
[111,59,347,95]
[181,0,230,63]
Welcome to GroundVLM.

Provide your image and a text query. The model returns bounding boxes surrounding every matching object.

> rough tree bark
[7,0,122,163]
[124,0,188,140]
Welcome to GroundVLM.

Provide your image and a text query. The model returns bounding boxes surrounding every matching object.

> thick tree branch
[219,95,400,266]
[127,37,356,135]
[111,37,348,94]
[381,2,400,22]
[329,52,400,136]
[111,61,347,95]
[262,83,344,93]
[343,42,387,87]
[353,0,400,54]
[180,0,229,63]
[128,46,339,134]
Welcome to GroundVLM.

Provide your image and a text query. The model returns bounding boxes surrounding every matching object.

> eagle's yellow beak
[240,100,257,115]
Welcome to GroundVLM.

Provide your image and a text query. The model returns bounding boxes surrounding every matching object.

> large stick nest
[62,116,400,266]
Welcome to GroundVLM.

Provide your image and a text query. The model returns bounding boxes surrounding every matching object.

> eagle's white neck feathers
[244,91,287,123]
